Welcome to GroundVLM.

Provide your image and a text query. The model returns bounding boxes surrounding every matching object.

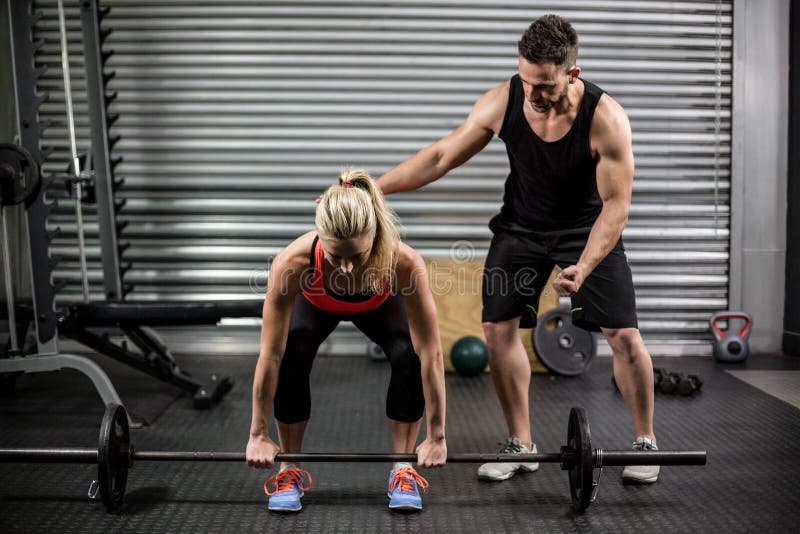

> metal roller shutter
[34,0,732,355]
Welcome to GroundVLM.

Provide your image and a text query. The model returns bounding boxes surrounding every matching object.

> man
[376,14,659,485]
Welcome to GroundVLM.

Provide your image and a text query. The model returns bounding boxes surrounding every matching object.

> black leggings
[273,293,425,424]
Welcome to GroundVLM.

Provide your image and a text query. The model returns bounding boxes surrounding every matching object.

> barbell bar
[0,404,706,513]
[0,448,704,466]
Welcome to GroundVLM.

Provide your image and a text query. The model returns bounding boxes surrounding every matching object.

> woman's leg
[274,295,340,468]
[352,295,425,454]
[388,418,423,453]
[276,420,310,468]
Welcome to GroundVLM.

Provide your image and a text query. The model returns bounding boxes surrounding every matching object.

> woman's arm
[247,246,306,468]
[398,246,447,467]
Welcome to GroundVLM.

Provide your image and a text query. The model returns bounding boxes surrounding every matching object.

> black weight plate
[533,308,596,376]
[97,403,130,512]
[0,144,40,207]
[567,406,594,513]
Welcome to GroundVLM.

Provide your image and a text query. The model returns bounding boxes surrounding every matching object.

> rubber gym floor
[1,351,798,533]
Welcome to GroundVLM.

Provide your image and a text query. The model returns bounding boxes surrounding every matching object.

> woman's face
[320,232,374,274]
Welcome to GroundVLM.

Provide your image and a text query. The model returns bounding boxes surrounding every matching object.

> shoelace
[498,438,525,454]
[264,468,313,496]
[632,439,658,451]
[389,466,429,495]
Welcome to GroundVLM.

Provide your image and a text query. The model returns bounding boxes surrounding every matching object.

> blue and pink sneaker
[264,464,312,513]
[387,463,428,511]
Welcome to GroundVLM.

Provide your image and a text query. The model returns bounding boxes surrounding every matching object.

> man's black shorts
[481,228,638,332]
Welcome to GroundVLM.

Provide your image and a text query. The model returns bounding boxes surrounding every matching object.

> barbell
[0,403,706,513]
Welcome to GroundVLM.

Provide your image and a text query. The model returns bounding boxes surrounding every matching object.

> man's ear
[568,67,581,84]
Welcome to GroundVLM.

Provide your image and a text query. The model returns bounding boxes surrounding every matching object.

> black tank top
[491,75,605,233]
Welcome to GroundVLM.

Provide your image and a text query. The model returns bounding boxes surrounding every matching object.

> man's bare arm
[553,95,634,297]
[578,95,634,274]
[377,82,509,195]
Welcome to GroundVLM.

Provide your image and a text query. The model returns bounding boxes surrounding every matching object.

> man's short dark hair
[518,14,579,69]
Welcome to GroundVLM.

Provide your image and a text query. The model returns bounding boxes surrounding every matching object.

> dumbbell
[659,372,681,394]
[677,374,704,396]
[660,372,704,396]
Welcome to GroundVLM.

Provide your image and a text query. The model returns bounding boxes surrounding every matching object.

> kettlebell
[709,311,752,363]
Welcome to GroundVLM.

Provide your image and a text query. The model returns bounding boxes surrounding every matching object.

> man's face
[518,57,579,113]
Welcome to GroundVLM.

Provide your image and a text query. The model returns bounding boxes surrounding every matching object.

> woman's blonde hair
[315,168,401,293]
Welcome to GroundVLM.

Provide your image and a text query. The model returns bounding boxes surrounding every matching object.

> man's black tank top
[491,75,605,233]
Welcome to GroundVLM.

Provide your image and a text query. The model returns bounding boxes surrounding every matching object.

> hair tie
[339,177,354,188]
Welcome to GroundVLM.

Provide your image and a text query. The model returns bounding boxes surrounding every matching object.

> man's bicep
[435,83,507,169]
[595,105,634,203]
[596,147,633,203]
[435,121,495,169]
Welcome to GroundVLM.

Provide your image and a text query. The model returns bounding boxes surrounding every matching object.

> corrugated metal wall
[34,0,732,355]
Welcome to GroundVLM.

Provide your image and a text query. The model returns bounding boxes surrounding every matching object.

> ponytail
[315,168,400,293]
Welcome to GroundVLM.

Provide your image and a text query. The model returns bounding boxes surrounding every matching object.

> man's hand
[246,434,282,469]
[415,437,447,468]
[553,265,587,297]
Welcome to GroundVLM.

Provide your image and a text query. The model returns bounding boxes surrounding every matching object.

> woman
[246,168,447,513]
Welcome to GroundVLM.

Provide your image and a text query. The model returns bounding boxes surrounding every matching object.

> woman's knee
[285,327,321,360]
[382,336,418,366]
[382,340,422,418]
[274,380,311,423]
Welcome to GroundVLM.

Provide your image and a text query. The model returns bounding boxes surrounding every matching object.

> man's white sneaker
[621,437,660,484]
[477,437,539,481]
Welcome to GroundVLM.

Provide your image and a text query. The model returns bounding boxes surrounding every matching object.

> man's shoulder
[591,91,629,131]
[480,79,512,108]
[472,79,513,134]
[588,89,632,157]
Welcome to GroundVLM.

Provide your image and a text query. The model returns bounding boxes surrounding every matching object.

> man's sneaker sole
[478,471,516,482]
[621,474,659,485]
[477,463,539,482]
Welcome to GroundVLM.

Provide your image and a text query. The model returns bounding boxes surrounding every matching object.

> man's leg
[602,327,655,442]
[603,326,660,484]
[476,316,540,481]
[478,230,550,481]
[482,316,533,447]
